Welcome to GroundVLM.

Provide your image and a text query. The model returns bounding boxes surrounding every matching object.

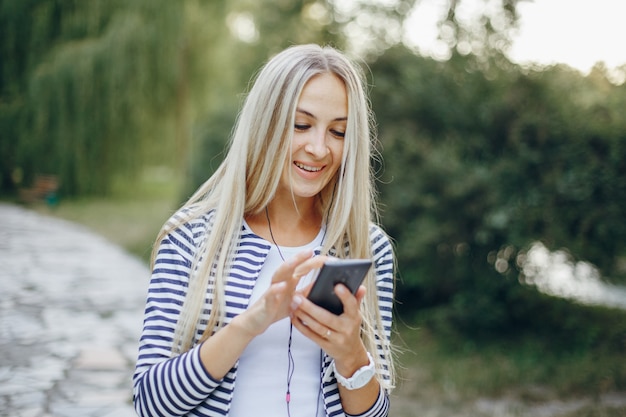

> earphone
[265,179,337,416]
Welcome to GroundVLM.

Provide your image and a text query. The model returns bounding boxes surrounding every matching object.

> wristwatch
[333,352,376,390]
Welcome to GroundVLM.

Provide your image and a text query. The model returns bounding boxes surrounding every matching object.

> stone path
[0,204,149,417]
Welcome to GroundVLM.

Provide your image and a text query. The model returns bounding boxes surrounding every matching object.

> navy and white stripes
[133,210,394,416]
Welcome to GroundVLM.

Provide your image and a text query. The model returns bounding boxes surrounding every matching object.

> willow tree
[1,0,230,195]
[1,0,380,196]
[1,0,428,197]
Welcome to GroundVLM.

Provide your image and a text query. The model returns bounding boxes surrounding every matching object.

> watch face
[343,367,375,390]
[359,369,374,382]
[354,369,375,387]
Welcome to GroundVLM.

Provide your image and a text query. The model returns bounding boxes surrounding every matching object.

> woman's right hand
[198,249,314,380]
[235,249,314,337]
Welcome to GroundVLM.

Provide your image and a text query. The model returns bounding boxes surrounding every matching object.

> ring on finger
[324,329,331,339]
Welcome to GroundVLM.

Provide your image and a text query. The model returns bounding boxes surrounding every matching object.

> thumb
[355,285,367,304]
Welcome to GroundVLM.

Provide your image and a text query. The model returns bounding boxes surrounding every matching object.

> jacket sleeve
[345,385,389,417]
[371,224,394,370]
[362,225,395,417]
[132,221,221,417]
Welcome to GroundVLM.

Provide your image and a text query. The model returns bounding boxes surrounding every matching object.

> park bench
[19,174,59,205]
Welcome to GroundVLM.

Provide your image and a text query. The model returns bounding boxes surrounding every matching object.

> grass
[33,196,177,262]
[23,190,626,417]
[397,324,624,393]
[392,318,626,416]
[29,168,183,262]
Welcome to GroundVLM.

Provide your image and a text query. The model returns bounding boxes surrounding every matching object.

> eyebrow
[296,108,347,122]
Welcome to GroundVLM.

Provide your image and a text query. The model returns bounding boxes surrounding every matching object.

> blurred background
[1,0,625,416]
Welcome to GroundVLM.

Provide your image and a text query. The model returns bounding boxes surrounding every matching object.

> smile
[294,162,323,172]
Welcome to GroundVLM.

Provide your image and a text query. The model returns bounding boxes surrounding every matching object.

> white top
[229,225,326,417]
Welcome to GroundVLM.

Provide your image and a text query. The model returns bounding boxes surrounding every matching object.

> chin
[291,185,326,199]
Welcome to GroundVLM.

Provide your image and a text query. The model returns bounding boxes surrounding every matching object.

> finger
[292,255,328,280]
[355,285,367,304]
[298,281,315,297]
[290,293,306,314]
[272,249,313,284]
[291,313,315,339]
[268,280,289,298]
[290,293,334,320]
[286,249,315,269]
[291,294,339,336]
[334,284,363,315]
[291,308,334,342]
[268,281,295,312]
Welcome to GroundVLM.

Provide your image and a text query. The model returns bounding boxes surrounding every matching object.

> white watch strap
[332,351,375,390]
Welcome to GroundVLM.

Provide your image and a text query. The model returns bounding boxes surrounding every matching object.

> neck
[246,197,322,247]
[269,201,321,242]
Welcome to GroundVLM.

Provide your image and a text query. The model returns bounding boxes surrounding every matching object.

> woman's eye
[295,124,310,131]
[331,129,345,138]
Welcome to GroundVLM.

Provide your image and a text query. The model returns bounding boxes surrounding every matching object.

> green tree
[184,0,345,195]
[370,45,626,338]
[3,0,520,198]
[1,0,231,196]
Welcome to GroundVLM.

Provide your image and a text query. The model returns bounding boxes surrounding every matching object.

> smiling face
[279,73,348,203]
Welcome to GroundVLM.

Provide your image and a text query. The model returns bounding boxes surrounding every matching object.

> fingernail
[335,284,346,294]
[291,295,303,310]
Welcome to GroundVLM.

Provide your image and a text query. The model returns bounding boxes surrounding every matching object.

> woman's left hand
[289,256,369,374]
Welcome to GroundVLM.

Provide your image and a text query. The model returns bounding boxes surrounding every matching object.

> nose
[304,129,329,158]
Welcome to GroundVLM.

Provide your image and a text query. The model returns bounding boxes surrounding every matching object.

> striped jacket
[133,210,394,416]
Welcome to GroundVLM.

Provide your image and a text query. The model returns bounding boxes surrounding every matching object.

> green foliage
[400,314,626,401]
[3,0,625,350]
[1,0,515,200]
[437,0,522,58]
[370,46,626,336]
[184,0,350,196]
[1,0,232,196]
[0,0,373,198]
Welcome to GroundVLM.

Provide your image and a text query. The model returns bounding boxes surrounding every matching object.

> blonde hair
[152,44,394,390]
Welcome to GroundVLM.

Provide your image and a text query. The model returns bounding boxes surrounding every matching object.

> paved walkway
[0,204,148,417]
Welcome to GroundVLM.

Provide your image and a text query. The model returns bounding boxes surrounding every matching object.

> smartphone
[307,258,372,315]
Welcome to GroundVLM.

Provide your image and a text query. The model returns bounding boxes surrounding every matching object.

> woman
[133,44,395,417]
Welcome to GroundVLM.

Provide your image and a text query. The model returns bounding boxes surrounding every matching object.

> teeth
[295,162,322,172]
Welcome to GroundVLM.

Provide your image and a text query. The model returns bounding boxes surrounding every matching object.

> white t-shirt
[229,225,326,417]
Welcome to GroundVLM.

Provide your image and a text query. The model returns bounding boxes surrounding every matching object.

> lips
[294,161,323,172]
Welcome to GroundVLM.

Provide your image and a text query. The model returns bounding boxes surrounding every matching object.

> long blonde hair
[152,44,394,390]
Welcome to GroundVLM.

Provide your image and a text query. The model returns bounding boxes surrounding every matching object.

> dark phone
[307,258,372,315]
